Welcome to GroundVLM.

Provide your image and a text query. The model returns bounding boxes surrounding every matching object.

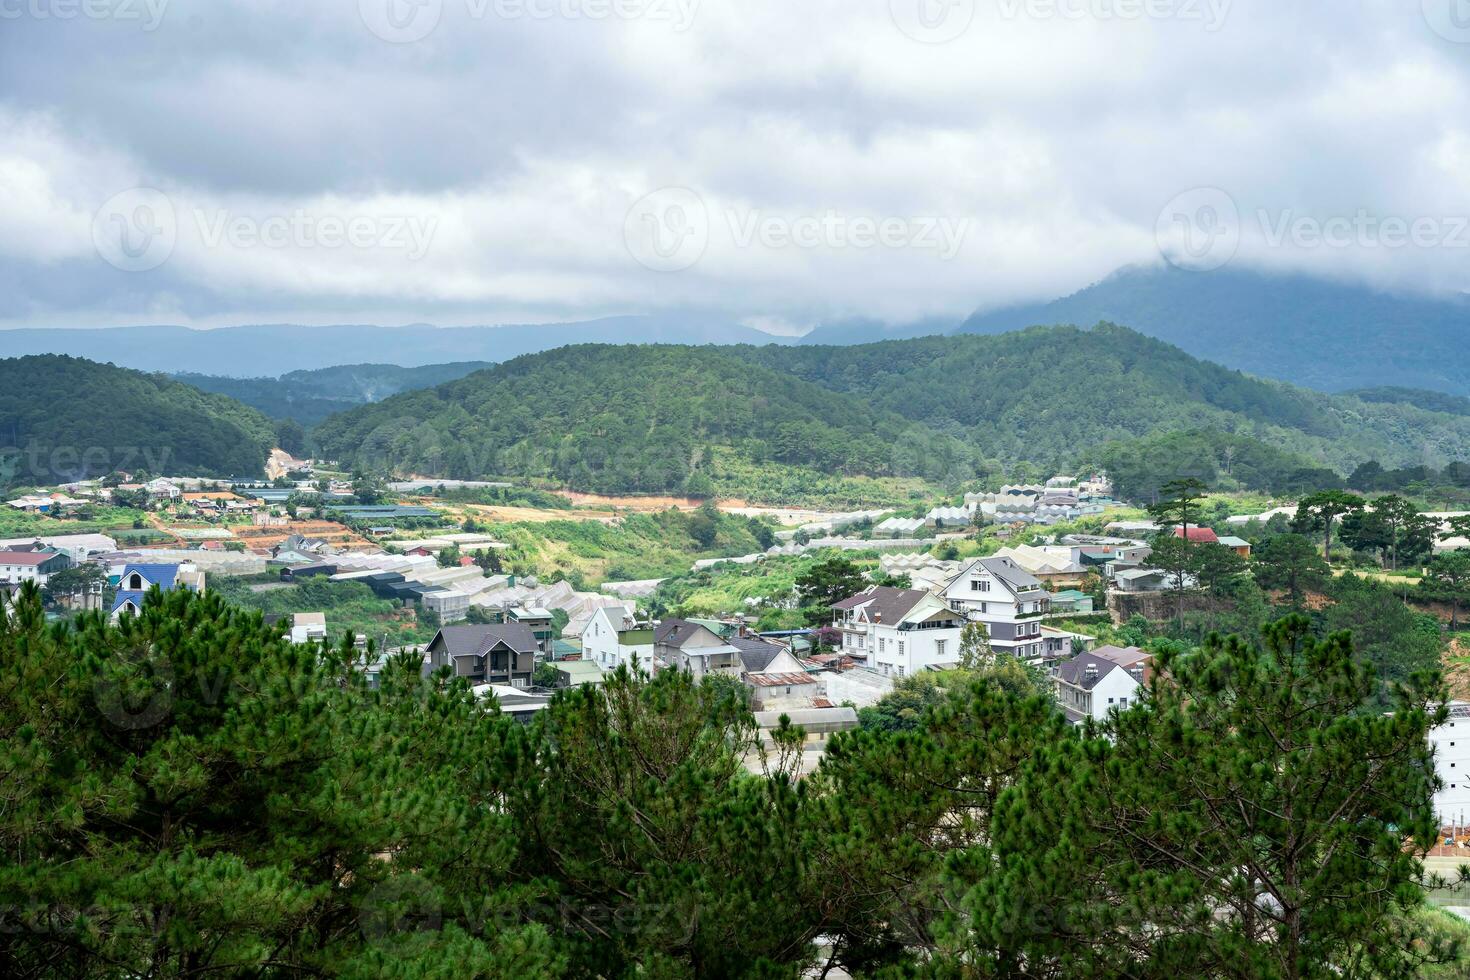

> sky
[3,0,1470,332]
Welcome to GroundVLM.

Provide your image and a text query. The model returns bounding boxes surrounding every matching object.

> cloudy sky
[3,0,1470,332]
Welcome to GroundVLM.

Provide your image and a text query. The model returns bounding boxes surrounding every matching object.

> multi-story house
[582,605,654,672]
[1053,651,1146,724]
[0,548,72,593]
[110,562,206,620]
[654,618,744,680]
[830,585,966,680]
[1431,702,1470,825]
[940,557,1052,662]
[425,623,537,688]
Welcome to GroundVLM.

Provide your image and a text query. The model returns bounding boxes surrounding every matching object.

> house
[1040,625,1092,661]
[426,623,538,688]
[830,585,967,679]
[144,479,182,502]
[1047,589,1095,615]
[1091,644,1154,682]
[728,633,822,709]
[939,557,1052,662]
[1172,526,1219,544]
[1217,535,1252,558]
[110,562,206,620]
[0,533,118,562]
[553,660,605,689]
[1053,651,1146,724]
[654,618,744,679]
[1429,702,1470,823]
[0,549,73,591]
[290,612,328,644]
[507,606,555,654]
[581,605,654,671]
[1111,567,1181,593]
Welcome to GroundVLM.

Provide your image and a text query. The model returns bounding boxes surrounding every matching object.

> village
[7,462,1470,803]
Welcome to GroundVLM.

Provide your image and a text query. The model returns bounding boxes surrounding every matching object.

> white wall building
[1053,652,1145,724]
[1430,702,1470,825]
[831,585,966,679]
[940,557,1052,662]
[581,604,653,672]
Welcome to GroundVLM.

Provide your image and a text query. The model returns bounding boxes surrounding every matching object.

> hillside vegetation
[309,326,1470,498]
[313,345,980,496]
[0,355,276,487]
[733,323,1470,475]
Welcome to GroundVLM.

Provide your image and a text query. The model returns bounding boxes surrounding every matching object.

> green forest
[312,345,981,495]
[0,355,277,487]
[309,326,1470,498]
[2,582,1463,977]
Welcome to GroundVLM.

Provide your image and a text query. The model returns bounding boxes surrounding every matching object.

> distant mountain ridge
[0,316,790,377]
[178,362,495,426]
[958,264,1470,395]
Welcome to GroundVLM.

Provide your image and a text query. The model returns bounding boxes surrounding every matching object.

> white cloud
[2,0,1470,327]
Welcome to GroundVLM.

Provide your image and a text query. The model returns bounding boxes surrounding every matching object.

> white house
[653,619,743,680]
[0,549,73,590]
[830,585,966,679]
[1053,651,1146,724]
[940,557,1051,662]
[290,612,328,645]
[581,605,654,672]
[1430,702,1470,825]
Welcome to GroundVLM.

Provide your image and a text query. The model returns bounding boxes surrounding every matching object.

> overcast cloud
[2,0,1470,331]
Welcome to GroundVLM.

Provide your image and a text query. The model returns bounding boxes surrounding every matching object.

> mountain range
[0,316,787,377]
[958,264,1470,395]
[313,324,1470,498]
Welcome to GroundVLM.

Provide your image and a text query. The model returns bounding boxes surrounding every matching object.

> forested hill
[311,345,979,494]
[957,264,1470,395]
[178,361,494,426]
[0,356,277,486]
[730,323,1470,473]
[313,326,1470,495]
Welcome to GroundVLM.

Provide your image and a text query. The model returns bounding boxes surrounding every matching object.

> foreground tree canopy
[0,583,1459,978]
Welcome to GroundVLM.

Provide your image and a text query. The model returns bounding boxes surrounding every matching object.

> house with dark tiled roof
[731,633,821,709]
[939,557,1052,662]
[1053,650,1148,724]
[654,618,743,679]
[426,623,538,688]
[830,585,966,679]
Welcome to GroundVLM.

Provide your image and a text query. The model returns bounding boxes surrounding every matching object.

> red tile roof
[1173,526,1219,543]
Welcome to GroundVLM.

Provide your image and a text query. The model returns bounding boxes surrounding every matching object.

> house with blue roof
[110,562,206,620]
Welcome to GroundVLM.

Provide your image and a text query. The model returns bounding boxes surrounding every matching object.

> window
[897,666,905,678]
[878,638,886,652]
[898,641,905,656]
[935,640,947,658]
[970,579,990,592]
